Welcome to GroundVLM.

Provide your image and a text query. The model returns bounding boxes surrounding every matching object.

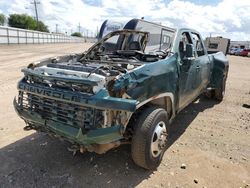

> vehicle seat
[128,41,141,51]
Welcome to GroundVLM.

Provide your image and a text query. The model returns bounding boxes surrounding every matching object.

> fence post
[25,31,27,44]
[32,32,34,44]
[6,28,9,45]
[17,29,19,44]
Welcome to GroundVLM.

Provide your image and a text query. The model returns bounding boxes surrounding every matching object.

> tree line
[0,13,83,37]
[0,13,49,32]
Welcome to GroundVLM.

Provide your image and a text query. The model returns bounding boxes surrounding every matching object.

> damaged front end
[13,53,139,153]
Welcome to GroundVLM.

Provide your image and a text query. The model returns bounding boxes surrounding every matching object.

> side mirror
[185,44,194,58]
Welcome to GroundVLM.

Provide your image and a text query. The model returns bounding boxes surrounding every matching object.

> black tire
[204,89,215,99]
[214,76,226,101]
[131,107,169,170]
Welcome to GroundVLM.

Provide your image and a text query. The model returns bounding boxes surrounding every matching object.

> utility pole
[56,24,58,33]
[31,0,40,30]
[78,23,81,33]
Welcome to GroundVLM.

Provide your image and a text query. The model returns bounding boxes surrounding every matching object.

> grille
[18,91,104,130]
[26,75,94,94]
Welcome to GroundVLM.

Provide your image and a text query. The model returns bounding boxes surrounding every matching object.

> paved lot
[0,44,249,188]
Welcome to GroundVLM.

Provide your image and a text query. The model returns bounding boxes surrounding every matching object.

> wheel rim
[151,121,168,158]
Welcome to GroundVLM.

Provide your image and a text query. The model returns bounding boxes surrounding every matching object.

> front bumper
[14,98,123,146]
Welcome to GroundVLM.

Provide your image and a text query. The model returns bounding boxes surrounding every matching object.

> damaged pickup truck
[14,26,229,170]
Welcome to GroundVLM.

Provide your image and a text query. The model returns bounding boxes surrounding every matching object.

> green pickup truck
[14,24,229,170]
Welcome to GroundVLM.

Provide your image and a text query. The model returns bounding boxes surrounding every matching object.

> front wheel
[131,107,169,170]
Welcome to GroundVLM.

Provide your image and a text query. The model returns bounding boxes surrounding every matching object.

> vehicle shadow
[0,96,219,188]
[167,96,220,148]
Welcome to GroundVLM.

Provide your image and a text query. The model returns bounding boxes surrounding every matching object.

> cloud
[0,0,250,40]
[138,0,250,40]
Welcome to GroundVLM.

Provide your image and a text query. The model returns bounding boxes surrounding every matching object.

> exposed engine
[24,54,140,96]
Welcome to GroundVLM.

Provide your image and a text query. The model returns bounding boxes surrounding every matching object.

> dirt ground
[0,43,249,188]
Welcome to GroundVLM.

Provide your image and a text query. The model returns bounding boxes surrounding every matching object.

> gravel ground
[0,44,249,188]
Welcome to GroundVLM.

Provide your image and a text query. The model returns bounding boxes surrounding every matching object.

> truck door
[190,32,210,94]
[178,32,200,109]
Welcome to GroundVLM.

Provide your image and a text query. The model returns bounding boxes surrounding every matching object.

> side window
[179,32,193,59]
[191,33,205,56]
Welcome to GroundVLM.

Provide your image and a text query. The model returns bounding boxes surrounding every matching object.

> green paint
[13,28,229,150]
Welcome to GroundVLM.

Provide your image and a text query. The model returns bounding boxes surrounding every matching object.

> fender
[208,52,229,89]
[136,92,175,120]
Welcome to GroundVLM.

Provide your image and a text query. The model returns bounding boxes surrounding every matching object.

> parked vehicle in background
[14,19,229,170]
[248,52,250,57]
[235,48,243,56]
[240,49,250,56]
[229,47,238,55]
[98,19,126,40]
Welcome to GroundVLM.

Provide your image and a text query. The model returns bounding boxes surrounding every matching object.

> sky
[0,0,250,40]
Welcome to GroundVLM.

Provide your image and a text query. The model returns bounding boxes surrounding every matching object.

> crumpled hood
[22,63,106,93]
